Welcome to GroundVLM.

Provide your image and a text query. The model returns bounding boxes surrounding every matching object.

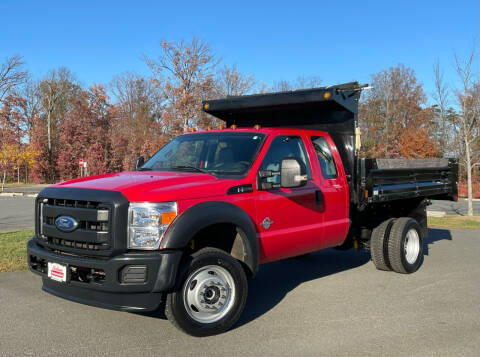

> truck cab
[27,83,457,336]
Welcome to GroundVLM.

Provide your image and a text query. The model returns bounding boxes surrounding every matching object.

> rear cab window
[311,136,338,179]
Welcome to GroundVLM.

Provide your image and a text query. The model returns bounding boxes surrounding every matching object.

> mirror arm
[258,170,280,178]
[260,181,280,190]
[135,156,145,171]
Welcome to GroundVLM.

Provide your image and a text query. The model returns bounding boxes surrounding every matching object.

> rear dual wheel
[388,218,423,274]
[371,217,423,274]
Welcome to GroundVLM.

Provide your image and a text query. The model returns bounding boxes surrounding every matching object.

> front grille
[47,198,102,209]
[37,198,112,254]
[45,237,106,251]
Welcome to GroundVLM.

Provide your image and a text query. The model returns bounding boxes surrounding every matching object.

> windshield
[141,132,266,176]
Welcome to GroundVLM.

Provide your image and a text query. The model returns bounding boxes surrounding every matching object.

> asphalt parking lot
[0,228,478,357]
[0,196,35,230]
[429,199,480,215]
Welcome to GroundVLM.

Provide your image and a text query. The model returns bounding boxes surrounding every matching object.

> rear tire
[165,247,248,337]
[370,218,396,271]
[387,217,423,274]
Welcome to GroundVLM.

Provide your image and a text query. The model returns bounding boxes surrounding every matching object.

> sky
[0,0,478,104]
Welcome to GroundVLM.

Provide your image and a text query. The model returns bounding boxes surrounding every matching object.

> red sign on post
[79,159,84,167]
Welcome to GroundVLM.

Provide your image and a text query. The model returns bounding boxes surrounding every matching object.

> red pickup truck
[27,83,457,336]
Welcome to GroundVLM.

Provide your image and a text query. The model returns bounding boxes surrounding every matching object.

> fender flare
[160,201,259,275]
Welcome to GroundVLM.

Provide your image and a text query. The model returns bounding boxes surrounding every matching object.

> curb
[427,210,446,218]
[0,192,38,198]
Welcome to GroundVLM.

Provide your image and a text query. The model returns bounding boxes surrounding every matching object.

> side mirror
[280,158,307,188]
[135,156,145,171]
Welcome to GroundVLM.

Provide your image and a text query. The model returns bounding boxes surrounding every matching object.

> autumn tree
[0,95,29,186]
[359,64,438,158]
[33,68,80,182]
[38,68,79,151]
[17,145,38,183]
[144,37,217,133]
[0,103,15,189]
[0,145,16,190]
[110,72,164,170]
[20,80,41,140]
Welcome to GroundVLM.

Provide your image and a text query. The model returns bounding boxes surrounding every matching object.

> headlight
[128,202,177,250]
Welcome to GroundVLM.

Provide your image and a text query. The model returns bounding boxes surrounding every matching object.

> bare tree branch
[0,54,28,102]
[215,64,255,97]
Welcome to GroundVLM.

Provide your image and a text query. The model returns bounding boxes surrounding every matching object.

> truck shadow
[424,228,452,256]
[236,248,370,328]
[136,228,453,326]
[236,227,453,329]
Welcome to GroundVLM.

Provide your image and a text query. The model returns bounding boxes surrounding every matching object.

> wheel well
[352,198,428,242]
[186,223,253,276]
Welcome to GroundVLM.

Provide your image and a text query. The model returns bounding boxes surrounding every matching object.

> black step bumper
[27,238,183,312]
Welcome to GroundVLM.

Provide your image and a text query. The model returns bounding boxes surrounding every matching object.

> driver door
[255,134,326,263]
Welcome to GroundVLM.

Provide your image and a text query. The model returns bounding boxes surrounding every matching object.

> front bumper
[27,238,183,312]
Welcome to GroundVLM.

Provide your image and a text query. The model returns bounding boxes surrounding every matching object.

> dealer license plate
[47,262,67,283]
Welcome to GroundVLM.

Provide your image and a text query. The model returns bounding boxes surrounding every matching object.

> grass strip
[0,230,34,272]
[428,215,480,229]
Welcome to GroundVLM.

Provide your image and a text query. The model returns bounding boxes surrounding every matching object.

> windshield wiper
[137,167,152,171]
[170,165,213,175]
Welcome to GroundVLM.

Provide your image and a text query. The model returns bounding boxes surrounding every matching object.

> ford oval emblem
[55,216,78,232]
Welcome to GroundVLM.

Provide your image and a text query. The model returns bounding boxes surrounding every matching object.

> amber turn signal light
[161,211,177,225]
[323,92,331,99]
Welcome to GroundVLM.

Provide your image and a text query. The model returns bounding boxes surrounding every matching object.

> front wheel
[165,247,248,337]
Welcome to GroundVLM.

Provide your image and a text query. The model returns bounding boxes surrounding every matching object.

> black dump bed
[203,83,458,207]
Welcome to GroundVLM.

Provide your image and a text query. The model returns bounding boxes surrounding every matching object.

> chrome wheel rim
[404,228,420,264]
[183,265,235,324]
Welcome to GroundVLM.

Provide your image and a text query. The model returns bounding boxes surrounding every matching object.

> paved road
[1,184,48,194]
[0,196,35,230]
[0,228,478,357]
[430,199,480,215]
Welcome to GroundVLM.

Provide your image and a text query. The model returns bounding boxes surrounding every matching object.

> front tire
[165,247,248,337]
[387,217,423,274]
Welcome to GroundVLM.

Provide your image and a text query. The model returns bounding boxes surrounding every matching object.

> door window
[260,135,311,184]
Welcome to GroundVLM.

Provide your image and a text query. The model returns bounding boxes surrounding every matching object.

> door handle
[315,190,324,206]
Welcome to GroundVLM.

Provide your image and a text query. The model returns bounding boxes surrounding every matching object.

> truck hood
[53,171,235,202]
